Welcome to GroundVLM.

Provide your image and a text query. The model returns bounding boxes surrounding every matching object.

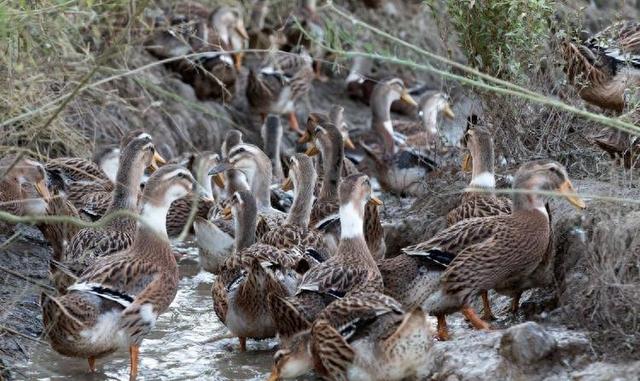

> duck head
[512,160,586,212]
[139,165,196,236]
[418,92,455,143]
[268,332,313,381]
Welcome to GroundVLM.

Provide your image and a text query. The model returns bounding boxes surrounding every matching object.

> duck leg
[239,337,247,352]
[511,292,522,314]
[462,306,491,331]
[129,345,139,381]
[88,356,96,372]
[436,314,449,341]
[481,291,496,321]
[288,112,304,135]
[234,52,245,71]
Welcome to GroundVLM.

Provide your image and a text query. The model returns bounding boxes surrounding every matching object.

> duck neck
[135,200,170,246]
[338,200,371,259]
[469,141,495,188]
[109,155,144,212]
[319,142,343,201]
[511,178,548,218]
[253,162,273,210]
[234,207,257,251]
[371,91,397,155]
[420,103,440,136]
[287,175,315,227]
[263,126,284,182]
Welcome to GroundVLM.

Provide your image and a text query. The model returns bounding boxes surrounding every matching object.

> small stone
[499,322,557,364]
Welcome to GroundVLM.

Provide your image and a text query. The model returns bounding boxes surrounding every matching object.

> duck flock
[2,1,640,380]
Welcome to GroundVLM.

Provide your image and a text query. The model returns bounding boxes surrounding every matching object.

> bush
[427,0,553,82]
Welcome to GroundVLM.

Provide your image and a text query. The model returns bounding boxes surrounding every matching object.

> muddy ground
[2,0,640,379]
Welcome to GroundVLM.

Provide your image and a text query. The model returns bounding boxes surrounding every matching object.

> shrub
[427,0,554,82]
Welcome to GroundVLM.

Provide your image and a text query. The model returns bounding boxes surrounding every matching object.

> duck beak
[344,136,356,150]
[281,177,293,191]
[149,152,166,172]
[235,23,249,40]
[368,195,383,206]
[400,90,418,107]
[558,180,586,209]
[195,183,214,202]
[461,153,473,172]
[213,173,225,188]
[304,144,319,157]
[209,162,233,176]
[34,180,51,202]
[298,131,312,144]
[443,104,456,119]
[222,206,233,220]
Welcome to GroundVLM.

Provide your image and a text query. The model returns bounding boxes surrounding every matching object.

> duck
[247,0,287,51]
[358,79,438,196]
[562,21,640,113]
[146,4,245,102]
[0,156,51,218]
[562,21,640,167]
[260,154,336,261]
[299,105,357,154]
[267,292,432,381]
[209,143,286,238]
[393,92,456,148]
[445,118,513,320]
[52,133,158,291]
[399,160,585,340]
[269,174,384,334]
[49,131,166,220]
[41,165,193,380]
[305,122,386,260]
[345,55,423,117]
[246,50,314,134]
[165,152,217,237]
[447,119,512,226]
[283,0,327,80]
[211,190,302,352]
[194,168,250,274]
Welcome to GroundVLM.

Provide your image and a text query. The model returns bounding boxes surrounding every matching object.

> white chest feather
[469,172,496,188]
[340,201,364,239]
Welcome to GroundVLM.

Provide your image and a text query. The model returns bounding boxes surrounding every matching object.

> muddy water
[14,241,284,381]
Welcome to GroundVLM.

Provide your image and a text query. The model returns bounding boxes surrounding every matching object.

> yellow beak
[281,177,293,191]
[461,153,473,172]
[213,173,225,188]
[304,144,320,157]
[443,104,456,119]
[558,180,586,209]
[150,152,166,172]
[400,90,418,107]
[34,180,51,202]
[235,23,249,40]
[298,131,312,144]
[368,195,383,206]
[222,206,233,220]
[344,137,356,150]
